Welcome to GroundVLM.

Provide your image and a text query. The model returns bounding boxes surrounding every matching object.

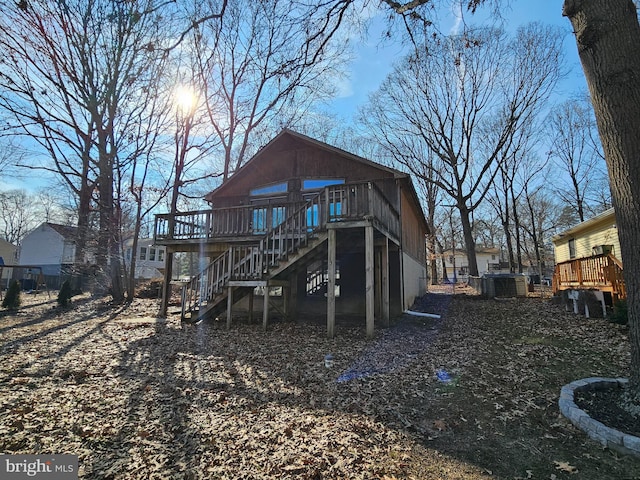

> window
[329,201,342,217]
[252,207,267,234]
[252,206,286,234]
[272,206,286,228]
[250,182,287,196]
[303,178,345,190]
[140,247,147,261]
[125,248,132,261]
[306,204,319,229]
[158,249,165,262]
[568,238,576,259]
[149,248,156,261]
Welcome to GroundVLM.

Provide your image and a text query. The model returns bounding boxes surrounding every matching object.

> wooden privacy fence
[553,253,626,300]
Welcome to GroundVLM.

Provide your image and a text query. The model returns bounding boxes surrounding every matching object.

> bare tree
[0,188,70,246]
[189,0,352,181]
[372,0,640,409]
[547,98,609,222]
[0,190,37,245]
[563,0,640,401]
[0,0,219,301]
[361,23,563,276]
[0,138,24,179]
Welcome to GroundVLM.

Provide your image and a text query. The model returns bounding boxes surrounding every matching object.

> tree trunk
[510,185,524,274]
[428,233,438,284]
[563,0,640,398]
[459,205,479,277]
[438,239,449,283]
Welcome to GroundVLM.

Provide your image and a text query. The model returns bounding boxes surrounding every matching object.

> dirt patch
[575,385,640,438]
[0,291,638,479]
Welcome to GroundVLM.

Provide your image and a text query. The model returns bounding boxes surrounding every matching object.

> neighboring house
[123,238,166,279]
[442,247,502,281]
[551,208,625,314]
[552,208,621,263]
[19,223,78,277]
[154,129,429,337]
[0,238,18,285]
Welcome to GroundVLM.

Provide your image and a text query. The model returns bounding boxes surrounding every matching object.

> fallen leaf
[433,419,447,431]
[554,461,578,474]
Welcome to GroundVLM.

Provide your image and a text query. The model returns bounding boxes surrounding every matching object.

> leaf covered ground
[0,287,639,479]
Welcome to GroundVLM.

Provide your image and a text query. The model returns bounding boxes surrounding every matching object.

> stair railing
[181,181,400,319]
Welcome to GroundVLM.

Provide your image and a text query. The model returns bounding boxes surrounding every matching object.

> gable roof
[203,129,429,233]
[42,222,78,241]
[551,208,615,244]
[0,238,16,249]
[205,129,410,200]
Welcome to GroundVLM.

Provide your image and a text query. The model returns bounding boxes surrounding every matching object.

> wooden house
[551,208,625,314]
[154,129,429,337]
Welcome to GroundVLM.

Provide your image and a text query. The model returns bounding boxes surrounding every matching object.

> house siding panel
[400,189,426,264]
[19,225,66,266]
[553,211,620,263]
[208,136,397,207]
[403,252,426,308]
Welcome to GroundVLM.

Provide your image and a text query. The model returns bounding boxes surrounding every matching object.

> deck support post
[248,288,254,323]
[283,285,289,321]
[327,228,336,339]
[381,236,390,327]
[226,286,233,329]
[160,251,173,317]
[365,224,375,339]
[289,272,298,321]
[263,286,269,331]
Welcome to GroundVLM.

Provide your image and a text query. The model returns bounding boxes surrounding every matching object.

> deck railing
[553,253,626,299]
[177,181,400,319]
[154,202,302,241]
[154,181,400,243]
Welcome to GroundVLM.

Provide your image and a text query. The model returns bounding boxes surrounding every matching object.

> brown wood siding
[208,138,397,206]
[400,188,426,264]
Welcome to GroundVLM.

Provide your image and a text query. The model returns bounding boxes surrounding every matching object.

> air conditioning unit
[592,244,613,256]
[481,274,527,298]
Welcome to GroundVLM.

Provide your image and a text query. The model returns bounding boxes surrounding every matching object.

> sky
[329,0,588,123]
[1,1,588,194]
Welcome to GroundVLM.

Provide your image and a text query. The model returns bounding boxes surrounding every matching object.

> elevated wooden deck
[553,253,626,300]
[153,182,401,336]
[154,182,400,247]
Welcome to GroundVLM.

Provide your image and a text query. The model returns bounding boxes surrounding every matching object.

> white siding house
[19,223,78,276]
[123,238,166,279]
[443,247,502,281]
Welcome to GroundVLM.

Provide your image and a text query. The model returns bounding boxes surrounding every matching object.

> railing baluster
[177,182,404,320]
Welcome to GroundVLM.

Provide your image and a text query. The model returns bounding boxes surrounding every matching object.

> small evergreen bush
[2,280,21,310]
[609,299,628,325]
[57,280,73,307]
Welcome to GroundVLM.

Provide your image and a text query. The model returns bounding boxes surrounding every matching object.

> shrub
[2,280,21,310]
[609,299,628,325]
[57,280,73,307]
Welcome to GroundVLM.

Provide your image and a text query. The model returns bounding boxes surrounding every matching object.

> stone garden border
[559,377,640,458]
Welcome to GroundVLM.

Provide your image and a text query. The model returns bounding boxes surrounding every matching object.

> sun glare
[175,85,197,113]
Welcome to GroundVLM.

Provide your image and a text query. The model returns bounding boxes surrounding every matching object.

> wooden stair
[181,188,331,322]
